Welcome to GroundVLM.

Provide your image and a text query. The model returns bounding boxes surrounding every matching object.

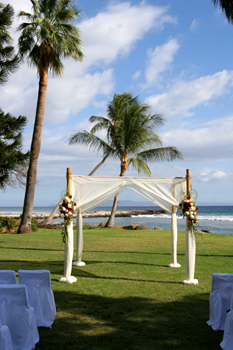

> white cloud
[132,70,142,81]
[190,19,200,32]
[79,2,177,67]
[143,38,180,88]
[198,170,227,183]
[1,1,178,127]
[161,115,233,162]
[45,69,114,125]
[146,70,233,118]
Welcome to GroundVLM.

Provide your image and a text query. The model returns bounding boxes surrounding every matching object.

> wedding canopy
[59,169,198,285]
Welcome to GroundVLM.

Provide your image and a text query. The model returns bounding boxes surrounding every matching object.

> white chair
[0,284,39,350]
[18,270,56,328]
[207,273,233,331]
[0,271,17,285]
[0,318,13,350]
[220,293,233,350]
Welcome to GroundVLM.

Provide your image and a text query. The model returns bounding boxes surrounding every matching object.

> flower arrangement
[179,192,199,231]
[59,194,76,243]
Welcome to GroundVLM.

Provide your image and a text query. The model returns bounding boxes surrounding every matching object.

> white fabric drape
[169,213,181,268]
[60,222,77,283]
[71,176,186,214]
[183,222,198,284]
[73,211,85,266]
[73,176,185,269]
[59,175,199,284]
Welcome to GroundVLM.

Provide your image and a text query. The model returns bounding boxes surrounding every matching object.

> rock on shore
[0,209,166,219]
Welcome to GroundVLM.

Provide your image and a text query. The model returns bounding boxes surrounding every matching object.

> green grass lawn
[0,227,232,350]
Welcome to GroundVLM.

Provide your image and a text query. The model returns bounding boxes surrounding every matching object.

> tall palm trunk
[18,65,49,233]
[105,160,128,228]
[41,153,110,225]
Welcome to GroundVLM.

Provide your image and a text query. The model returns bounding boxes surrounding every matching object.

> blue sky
[1,0,233,206]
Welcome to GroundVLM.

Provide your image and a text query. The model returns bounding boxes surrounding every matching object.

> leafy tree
[0,3,28,189]
[69,93,183,227]
[0,2,19,85]
[17,0,84,233]
[0,109,29,190]
[212,0,233,23]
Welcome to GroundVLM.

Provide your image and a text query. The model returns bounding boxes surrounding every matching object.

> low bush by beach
[0,227,231,349]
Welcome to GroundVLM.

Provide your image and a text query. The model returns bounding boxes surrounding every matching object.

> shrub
[0,217,16,232]
[31,217,38,232]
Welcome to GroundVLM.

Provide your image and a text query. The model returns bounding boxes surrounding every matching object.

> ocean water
[0,205,232,235]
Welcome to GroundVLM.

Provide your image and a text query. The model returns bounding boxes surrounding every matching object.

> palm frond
[128,157,151,176]
[17,0,83,74]
[136,147,184,163]
[68,130,117,157]
[212,0,233,23]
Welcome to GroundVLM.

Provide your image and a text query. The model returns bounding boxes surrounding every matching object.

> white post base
[183,279,198,285]
[59,276,77,284]
[169,263,181,268]
[72,261,86,266]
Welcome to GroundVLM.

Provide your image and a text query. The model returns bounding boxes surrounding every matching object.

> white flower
[68,204,72,208]
[64,196,69,202]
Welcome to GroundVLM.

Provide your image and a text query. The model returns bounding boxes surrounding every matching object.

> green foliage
[0,3,20,85]
[0,216,16,232]
[83,223,97,229]
[18,215,38,232]
[17,0,84,76]
[69,93,183,176]
[212,0,233,23]
[31,217,38,232]
[0,109,29,190]
[0,228,231,349]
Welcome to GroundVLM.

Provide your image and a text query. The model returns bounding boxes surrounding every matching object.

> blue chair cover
[207,273,233,331]
[0,284,39,350]
[220,292,233,350]
[0,318,13,350]
[18,270,56,328]
[0,271,17,285]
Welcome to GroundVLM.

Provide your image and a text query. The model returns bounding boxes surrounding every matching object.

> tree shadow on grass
[85,260,169,268]
[0,260,183,285]
[0,260,64,276]
[70,268,182,285]
[86,250,233,258]
[37,291,223,350]
[0,246,63,252]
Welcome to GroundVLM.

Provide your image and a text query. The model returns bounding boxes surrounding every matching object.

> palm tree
[212,0,233,23]
[42,93,132,225]
[17,0,83,233]
[69,94,183,227]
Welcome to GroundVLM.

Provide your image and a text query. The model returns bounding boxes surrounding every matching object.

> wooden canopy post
[67,167,72,194]
[186,168,191,197]
[183,168,198,284]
